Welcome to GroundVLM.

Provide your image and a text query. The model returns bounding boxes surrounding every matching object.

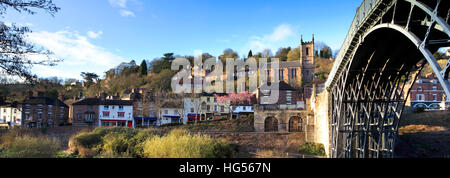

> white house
[98,100,134,128]
[183,97,201,124]
[158,108,184,126]
[0,103,22,127]
[230,105,254,117]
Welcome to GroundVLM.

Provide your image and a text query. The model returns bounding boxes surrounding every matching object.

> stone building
[254,81,312,134]
[266,36,316,89]
[300,35,315,84]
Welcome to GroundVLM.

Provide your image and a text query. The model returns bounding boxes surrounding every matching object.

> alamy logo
[171,52,280,104]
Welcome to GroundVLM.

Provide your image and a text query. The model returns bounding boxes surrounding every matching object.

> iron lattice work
[327,0,450,158]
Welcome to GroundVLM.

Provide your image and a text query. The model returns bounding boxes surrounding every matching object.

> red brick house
[408,77,449,110]
[21,92,69,128]
[70,98,100,127]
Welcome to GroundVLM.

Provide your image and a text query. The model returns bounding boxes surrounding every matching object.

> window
[279,69,284,81]
[118,112,125,118]
[48,113,52,121]
[289,69,297,79]
[77,114,82,121]
[418,87,423,92]
[214,97,217,103]
[286,91,292,105]
[306,47,309,56]
[416,94,424,101]
[417,80,423,83]
[25,104,30,110]
[138,102,142,108]
[3,109,6,113]
[207,97,210,102]
[190,108,194,113]
[119,105,124,110]
[48,105,53,110]
[207,105,211,112]
[433,94,437,101]
[165,110,168,114]
[432,86,437,91]
[103,111,110,117]
[25,113,31,120]
[37,113,42,120]
[104,105,109,110]
[221,106,224,112]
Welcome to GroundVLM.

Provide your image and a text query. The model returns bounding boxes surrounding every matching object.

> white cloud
[109,0,128,8]
[26,30,127,79]
[267,24,294,41]
[247,24,295,53]
[109,0,143,17]
[87,30,103,39]
[119,9,135,17]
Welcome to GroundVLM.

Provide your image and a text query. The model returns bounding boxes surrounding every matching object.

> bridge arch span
[326,0,450,158]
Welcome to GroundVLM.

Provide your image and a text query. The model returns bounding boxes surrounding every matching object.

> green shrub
[69,127,162,158]
[0,136,62,158]
[298,142,326,157]
[142,129,235,158]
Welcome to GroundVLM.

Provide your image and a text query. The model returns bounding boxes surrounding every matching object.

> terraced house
[21,92,69,128]
[98,100,134,128]
[0,100,22,128]
[70,98,100,127]
[122,88,158,127]
[200,93,230,120]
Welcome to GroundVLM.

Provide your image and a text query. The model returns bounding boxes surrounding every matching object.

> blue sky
[4,0,362,80]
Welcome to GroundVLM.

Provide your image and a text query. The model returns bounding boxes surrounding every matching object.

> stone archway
[264,117,278,132]
[289,116,302,132]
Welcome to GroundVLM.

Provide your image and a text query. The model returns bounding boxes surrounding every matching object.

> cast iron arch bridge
[325,0,450,158]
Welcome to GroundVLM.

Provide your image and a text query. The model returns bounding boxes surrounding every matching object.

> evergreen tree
[139,60,148,76]
[248,50,253,58]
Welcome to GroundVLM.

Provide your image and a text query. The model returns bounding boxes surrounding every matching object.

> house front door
[127,121,133,128]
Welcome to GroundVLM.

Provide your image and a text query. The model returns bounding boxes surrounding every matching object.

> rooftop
[22,97,68,108]
[72,98,133,106]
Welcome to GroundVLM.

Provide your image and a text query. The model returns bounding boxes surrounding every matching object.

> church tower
[300,35,315,84]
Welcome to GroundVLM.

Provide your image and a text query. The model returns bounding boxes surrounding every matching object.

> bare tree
[0,0,61,83]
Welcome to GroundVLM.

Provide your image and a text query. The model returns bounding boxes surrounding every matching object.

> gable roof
[22,97,69,108]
